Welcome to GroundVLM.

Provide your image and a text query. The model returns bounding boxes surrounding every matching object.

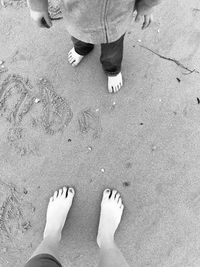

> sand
[1,0,200,266]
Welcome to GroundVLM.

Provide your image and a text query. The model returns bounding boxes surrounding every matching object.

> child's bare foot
[108,72,123,93]
[43,186,75,242]
[68,47,84,67]
[97,189,124,248]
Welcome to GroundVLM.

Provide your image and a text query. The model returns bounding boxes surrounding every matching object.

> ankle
[98,233,115,249]
[43,232,61,243]
[99,239,116,249]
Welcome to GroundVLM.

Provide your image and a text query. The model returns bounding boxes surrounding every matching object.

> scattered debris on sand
[0,60,8,75]
[123,181,130,187]
[140,45,200,75]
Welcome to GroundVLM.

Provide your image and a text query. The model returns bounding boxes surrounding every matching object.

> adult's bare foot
[43,186,75,242]
[97,189,124,248]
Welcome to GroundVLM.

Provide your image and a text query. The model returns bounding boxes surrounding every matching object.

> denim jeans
[71,33,125,76]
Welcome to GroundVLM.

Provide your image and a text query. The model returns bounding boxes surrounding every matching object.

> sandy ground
[1,0,200,266]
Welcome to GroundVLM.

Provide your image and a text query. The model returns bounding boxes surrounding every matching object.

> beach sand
[1,0,200,266]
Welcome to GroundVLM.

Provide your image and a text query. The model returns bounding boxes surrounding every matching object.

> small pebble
[138,39,142,42]
[1,65,5,69]
[159,99,162,102]
[151,145,157,151]
[0,60,4,65]
[157,29,160,33]
[2,248,7,253]
[123,181,130,187]
[68,139,72,142]
[23,188,28,194]
[110,101,116,110]
[34,98,40,103]
[96,108,99,112]
[88,146,92,151]
[101,168,105,173]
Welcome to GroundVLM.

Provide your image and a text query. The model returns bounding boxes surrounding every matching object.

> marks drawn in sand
[0,179,34,250]
[0,74,73,156]
[1,0,62,17]
[0,74,34,124]
[0,74,39,156]
[187,189,200,215]
[0,0,27,8]
[37,78,73,135]
[78,108,102,138]
[7,126,39,156]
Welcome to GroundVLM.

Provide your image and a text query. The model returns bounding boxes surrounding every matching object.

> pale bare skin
[68,47,123,93]
[26,187,129,267]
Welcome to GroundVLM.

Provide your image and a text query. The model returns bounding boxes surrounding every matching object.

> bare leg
[97,189,129,267]
[26,186,75,263]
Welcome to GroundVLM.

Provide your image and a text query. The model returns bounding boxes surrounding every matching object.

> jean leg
[100,33,125,76]
[71,36,95,56]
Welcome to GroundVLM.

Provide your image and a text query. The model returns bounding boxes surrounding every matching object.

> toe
[68,187,75,197]
[62,187,67,198]
[103,188,111,199]
[108,85,112,93]
[58,188,63,197]
[71,62,77,67]
[69,58,75,64]
[115,192,120,201]
[111,190,117,200]
[118,197,122,206]
[53,190,58,199]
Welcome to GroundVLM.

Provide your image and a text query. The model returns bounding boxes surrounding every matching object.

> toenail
[69,188,73,193]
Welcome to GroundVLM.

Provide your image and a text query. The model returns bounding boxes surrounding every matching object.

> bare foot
[108,72,123,93]
[68,47,84,67]
[43,186,75,242]
[97,189,124,248]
